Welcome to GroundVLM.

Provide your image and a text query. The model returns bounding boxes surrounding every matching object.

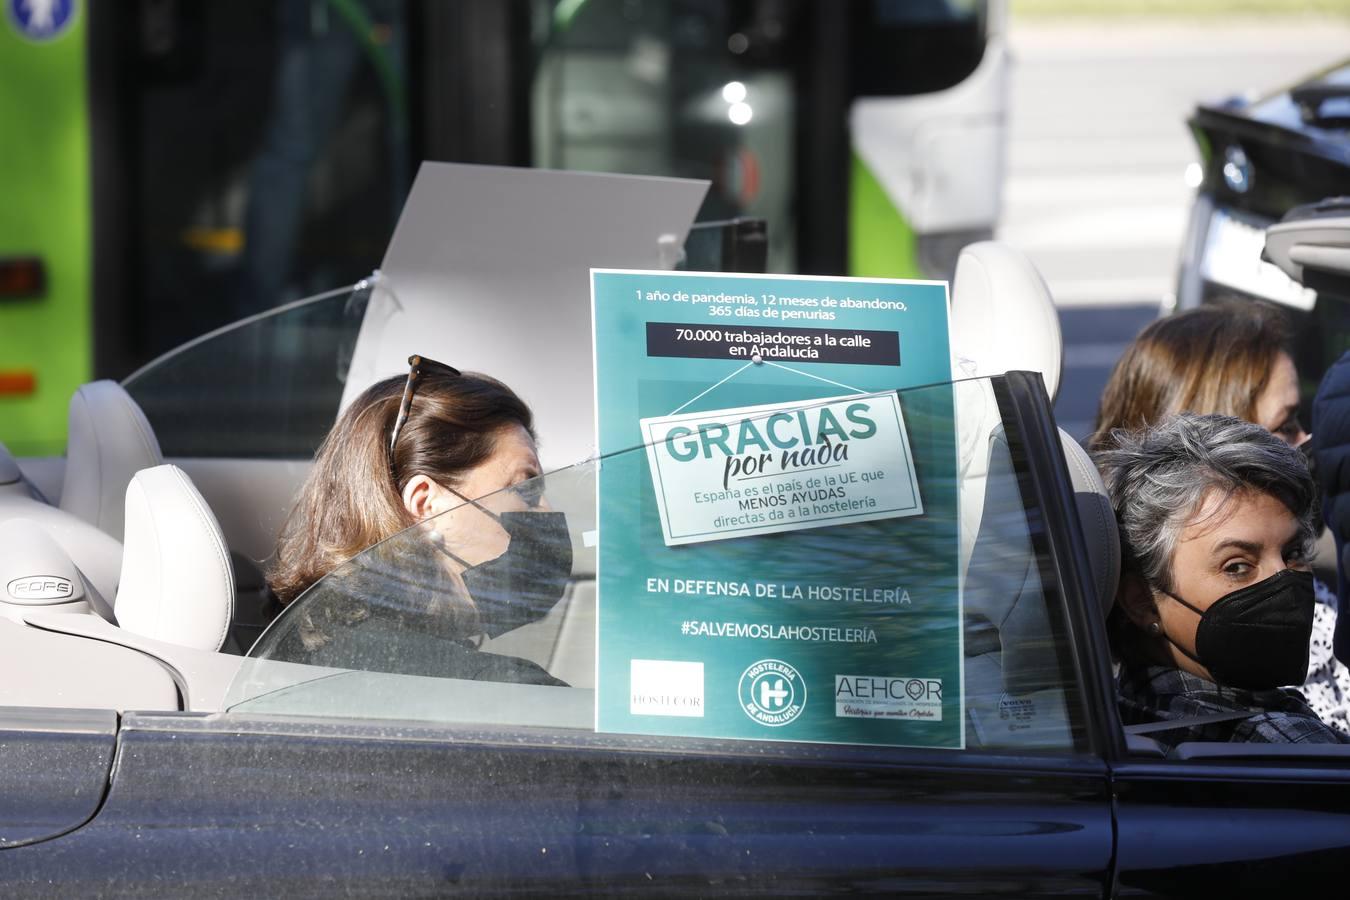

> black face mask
[438,509,574,638]
[1158,568,1315,691]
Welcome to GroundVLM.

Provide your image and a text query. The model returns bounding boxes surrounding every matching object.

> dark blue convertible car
[1,166,1348,897]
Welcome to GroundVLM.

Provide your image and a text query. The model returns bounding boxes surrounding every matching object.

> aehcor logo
[738,658,806,727]
[834,674,943,721]
[6,575,74,601]
[8,0,76,42]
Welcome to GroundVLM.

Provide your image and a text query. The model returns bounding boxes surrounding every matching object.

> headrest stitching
[166,467,234,651]
[1063,443,1114,610]
[75,389,110,529]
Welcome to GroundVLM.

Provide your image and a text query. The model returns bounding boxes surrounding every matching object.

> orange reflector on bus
[0,370,36,396]
[0,257,45,298]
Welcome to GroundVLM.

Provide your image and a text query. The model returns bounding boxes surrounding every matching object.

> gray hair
[1092,413,1316,591]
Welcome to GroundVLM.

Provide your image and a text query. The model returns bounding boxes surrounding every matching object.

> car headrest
[1059,431,1119,619]
[950,242,1063,403]
[951,243,1062,600]
[116,465,234,653]
[61,380,163,541]
[965,427,1119,696]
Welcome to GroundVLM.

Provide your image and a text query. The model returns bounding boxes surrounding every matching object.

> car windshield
[122,279,373,459]
[227,375,1088,754]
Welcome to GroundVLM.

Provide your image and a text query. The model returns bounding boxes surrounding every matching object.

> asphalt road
[998,17,1350,443]
[1054,303,1158,443]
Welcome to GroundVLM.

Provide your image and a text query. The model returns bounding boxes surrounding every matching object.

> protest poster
[640,391,924,546]
[592,269,961,748]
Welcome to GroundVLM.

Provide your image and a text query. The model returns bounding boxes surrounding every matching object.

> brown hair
[267,369,534,605]
[1089,301,1292,452]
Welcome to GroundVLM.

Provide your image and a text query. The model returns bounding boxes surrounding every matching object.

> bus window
[529,0,1001,278]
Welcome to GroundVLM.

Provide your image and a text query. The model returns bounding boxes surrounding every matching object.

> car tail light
[0,370,36,397]
[0,257,45,299]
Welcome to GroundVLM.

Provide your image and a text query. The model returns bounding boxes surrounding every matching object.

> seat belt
[1124,710,1261,735]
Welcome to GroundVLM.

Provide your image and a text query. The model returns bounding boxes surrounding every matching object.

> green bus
[0,0,1006,455]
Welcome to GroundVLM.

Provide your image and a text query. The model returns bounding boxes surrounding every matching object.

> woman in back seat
[1089,301,1307,451]
[1090,301,1349,736]
[1094,414,1348,748]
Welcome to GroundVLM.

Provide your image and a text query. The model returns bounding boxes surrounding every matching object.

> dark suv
[1175,59,1350,403]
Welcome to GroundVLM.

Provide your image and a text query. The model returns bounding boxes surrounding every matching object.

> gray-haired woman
[1094,413,1349,748]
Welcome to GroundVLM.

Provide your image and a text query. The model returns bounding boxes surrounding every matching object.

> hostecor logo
[738,658,806,727]
[6,576,74,601]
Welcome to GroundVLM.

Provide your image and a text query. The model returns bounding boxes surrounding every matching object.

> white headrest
[1059,431,1120,618]
[964,428,1120,696]
[61,380,163,541]
[950,242,1063,403]
[116,465,234,652]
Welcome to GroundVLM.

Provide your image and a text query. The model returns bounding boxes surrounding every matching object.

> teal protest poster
[592,269,961,749]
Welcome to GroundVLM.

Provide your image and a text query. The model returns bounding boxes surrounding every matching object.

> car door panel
[1,713,1112,896]
[1112,760,1350,897]
[1,372,1121,893]
[0,709,116,850]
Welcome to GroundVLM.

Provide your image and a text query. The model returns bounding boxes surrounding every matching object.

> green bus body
[0,2,997,456]
[0,10,91,456]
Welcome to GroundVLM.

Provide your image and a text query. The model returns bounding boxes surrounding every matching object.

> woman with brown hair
[1091,303,1347,735]
[263,356,573,684]
[1089,301,1307,452]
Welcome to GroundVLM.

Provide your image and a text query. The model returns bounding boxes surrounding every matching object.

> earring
[1149,621,1161,635]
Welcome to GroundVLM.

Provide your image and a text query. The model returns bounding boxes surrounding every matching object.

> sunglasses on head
[389,354,461,457]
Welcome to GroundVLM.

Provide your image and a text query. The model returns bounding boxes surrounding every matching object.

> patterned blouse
[1299,579,1350,735]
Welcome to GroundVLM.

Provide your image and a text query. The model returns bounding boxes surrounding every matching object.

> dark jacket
[1117,663,1349,750]
[1310,349,1350,666]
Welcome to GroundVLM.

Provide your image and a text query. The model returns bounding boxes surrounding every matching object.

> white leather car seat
[115,464,235,653]
[947,242,1120,745]
[60,379,164,542]
[0,463,235,708]
[948,242,1064,580]
[0,381,163,604]
[945,240,1118,610]
[948,241,1063,401]
[0,441,124,605]
[1061,437,1120,620]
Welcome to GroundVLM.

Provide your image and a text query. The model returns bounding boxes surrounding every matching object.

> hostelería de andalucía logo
[738,658,806,726]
